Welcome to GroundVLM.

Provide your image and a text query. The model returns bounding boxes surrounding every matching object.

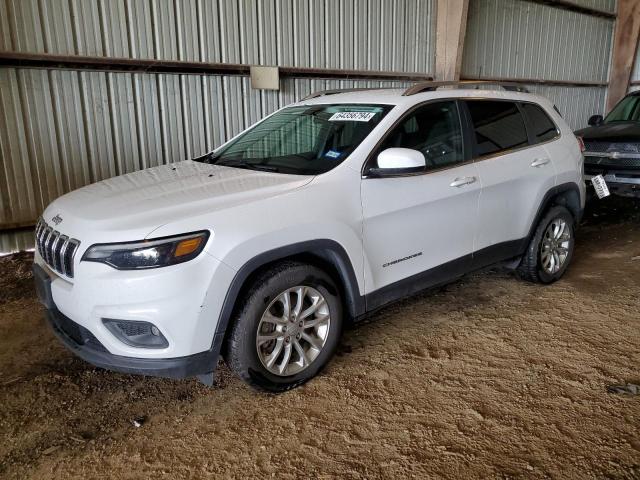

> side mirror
[368,148,426,176]
[588,114,603,127]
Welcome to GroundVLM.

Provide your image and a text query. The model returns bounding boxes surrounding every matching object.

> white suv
[33,82,585,392]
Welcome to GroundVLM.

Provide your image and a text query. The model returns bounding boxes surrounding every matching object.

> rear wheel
[224,261,342,392]
[517,206,575,284]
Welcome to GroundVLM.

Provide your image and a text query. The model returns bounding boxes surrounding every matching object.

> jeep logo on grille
[51,214,63,225]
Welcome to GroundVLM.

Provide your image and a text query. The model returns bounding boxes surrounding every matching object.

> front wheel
[223,261,343,392]
[517,206,575,284]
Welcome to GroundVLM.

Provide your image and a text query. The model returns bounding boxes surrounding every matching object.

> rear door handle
[449,176,477,188]
[531,157,550,167]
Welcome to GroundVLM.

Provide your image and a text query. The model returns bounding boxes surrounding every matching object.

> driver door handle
[531,157,550,168]
[449,176,477,188]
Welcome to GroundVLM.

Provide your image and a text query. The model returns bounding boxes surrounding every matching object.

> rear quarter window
[521,103,560,143]
[465,100,528,157]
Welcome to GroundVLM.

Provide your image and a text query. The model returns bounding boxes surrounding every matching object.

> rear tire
[517,206,575,284]
[223,261,343,392]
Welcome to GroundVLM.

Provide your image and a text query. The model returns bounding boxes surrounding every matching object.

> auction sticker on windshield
[324,150,342,159]
[329,111,377,122]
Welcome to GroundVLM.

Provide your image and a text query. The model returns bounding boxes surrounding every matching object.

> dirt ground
[1,197,639,479]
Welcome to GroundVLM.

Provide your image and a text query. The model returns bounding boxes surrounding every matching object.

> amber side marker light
[175,237,203,257]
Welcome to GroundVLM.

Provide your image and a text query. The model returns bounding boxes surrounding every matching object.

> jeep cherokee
[33,82,585,392]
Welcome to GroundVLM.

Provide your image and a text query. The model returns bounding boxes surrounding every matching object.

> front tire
[517,205,575,284]
[223,261,343,392]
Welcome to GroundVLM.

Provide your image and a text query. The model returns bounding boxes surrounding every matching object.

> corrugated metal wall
[0,72,410,232]
[463,0,612,82]
[462,0,614,128]
[527,84,607,128]
[0,0,436,72]
[0,228,33,256]
[0,0,435,244]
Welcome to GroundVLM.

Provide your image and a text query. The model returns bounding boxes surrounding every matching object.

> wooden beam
[606,0,640,111]
[435,0,469,81]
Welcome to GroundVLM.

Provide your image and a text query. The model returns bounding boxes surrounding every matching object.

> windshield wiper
[192,151,218,164]
[216,160,280,173]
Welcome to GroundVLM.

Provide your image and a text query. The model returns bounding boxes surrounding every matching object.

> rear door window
[465,101,528,157]
[521,103,559,143]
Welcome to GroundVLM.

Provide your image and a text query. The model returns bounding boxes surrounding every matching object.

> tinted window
[378,101,464,170]
[522,103,559,143]
[466,101,528,157]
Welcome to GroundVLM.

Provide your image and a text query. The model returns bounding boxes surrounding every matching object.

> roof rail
[402,81,530,96]
[302,87,381,100]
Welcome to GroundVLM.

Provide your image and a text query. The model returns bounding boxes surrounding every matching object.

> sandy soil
[1,197,639,479]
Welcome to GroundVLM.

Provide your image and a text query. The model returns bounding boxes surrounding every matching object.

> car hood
[575,121,640,143]
[43,160,314,242]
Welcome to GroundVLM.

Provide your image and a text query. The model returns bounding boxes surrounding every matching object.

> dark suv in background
[576,91,640,198]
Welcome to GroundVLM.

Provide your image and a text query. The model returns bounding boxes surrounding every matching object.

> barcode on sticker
[329,111,376,122]
[591,174,610,199]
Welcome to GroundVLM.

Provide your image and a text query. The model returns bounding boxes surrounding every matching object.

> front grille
[584,141,640,154]
[583,156,640,168]
[584,164,640,178]
[35,218,80,278]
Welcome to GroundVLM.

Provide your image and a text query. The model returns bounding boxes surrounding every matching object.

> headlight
[82,231,210,270]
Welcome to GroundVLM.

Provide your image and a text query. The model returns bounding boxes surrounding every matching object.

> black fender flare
[210,239,365,351]
[525,181,583,246]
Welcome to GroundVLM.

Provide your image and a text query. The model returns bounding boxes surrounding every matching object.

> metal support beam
[435,0,469,81]
[606,0,640,111]
[526,0,616,19]
[0,51,432,83]
[0,221,36,232]
[460,75,608,88]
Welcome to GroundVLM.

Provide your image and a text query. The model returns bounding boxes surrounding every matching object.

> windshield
[198,104,393,175]
[605,95,640,123]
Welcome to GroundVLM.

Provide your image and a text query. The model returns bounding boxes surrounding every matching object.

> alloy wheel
[255,286,331,376]
[540,218,571,274]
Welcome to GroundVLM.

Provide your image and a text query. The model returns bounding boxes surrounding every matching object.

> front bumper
[47,306,220,378]
[34,263,224,379]
[584,165,640,198]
